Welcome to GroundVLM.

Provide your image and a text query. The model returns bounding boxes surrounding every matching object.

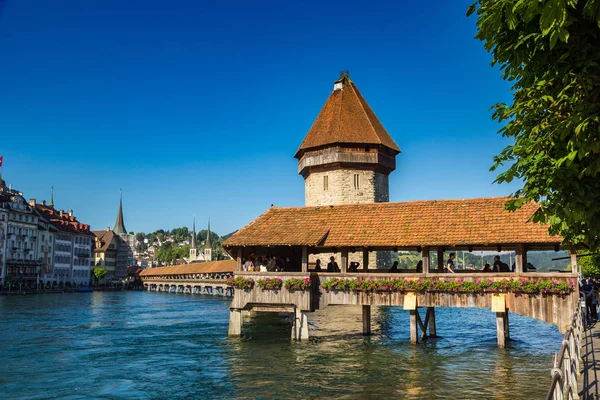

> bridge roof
[223,197,563,250]
[139,260,235,276]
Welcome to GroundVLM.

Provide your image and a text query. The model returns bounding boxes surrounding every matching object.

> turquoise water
[0,292,562,399]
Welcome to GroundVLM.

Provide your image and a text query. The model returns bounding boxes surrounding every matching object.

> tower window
[323,176,329,191]
[353,174,360,190]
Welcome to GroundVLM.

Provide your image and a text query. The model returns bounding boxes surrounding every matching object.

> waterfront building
[113,193,136,278]
[92,229,119,278]
[92,193,136,280]
[0,178,42,287]
[295,72,400,268]
[34,200,94,287]
[33,203,58,286]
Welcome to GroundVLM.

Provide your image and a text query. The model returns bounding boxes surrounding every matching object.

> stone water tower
[295,72,401,268]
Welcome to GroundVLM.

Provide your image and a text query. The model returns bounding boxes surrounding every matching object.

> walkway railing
[546,300,584,400]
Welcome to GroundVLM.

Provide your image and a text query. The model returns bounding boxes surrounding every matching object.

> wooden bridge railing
[546,301,584,400]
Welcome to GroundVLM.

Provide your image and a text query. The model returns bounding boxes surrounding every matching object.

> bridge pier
[362,305,371,336]
[292,308,309,341]
[228,309,242,337]
[428,307,437,337]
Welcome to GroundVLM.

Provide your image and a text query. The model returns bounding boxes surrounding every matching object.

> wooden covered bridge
[140,260,235,296]
[222,197,580,346]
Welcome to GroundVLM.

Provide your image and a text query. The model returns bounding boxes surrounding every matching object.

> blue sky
[0,0,519,236]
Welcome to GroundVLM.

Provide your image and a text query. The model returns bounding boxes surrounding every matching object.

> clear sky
[0,0,520,236]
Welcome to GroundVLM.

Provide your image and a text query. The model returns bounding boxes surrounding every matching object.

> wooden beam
[362,305,371,336]
[410,310,418,344]
[416,308,428,341]
[363,248,369,271]
[301,246,308,272]
[504,308,510,340]
[437,248,444,272]
[515,243,524,273]
[428,307,437,337]
[496,312,506,348]
[236,248,242,271]
[341,248,349,274]
[422,247,430,275]
[571,247,579,275]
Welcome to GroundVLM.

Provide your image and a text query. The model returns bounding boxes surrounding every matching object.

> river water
[0,291,562,399]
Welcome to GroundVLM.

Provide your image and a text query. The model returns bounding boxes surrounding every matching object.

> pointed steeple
[295,71,400,159]
[191,216,197,249]
[204,219,212,249]
[49,186,54,207]
[113,189,127,235]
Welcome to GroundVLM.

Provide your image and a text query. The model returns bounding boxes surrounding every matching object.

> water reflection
[0,292,561,399]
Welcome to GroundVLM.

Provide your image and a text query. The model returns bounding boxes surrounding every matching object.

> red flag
[0,156,3,167]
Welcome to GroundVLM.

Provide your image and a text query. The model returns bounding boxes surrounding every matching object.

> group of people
[446,253,535,273]
[582,279,600,320]
[242,256,287,272]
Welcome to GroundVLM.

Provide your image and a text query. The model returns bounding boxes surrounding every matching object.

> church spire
[49,186,54,207]
[191,216,197,249]
[205,219,212,249]
[113,189,127,235]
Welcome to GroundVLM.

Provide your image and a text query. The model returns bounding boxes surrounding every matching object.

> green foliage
[283,277,312,290]
[135,232,145,242]
[468,0,600,249]
[579,252,600,277]
[256,277,283,290]
[227,276,254,289]
[93,268,107,280]
[321,277,574,295]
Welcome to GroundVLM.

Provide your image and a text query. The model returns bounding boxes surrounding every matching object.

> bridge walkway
[579,319,600,400]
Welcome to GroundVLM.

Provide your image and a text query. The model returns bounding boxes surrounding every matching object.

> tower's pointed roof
[205,220,212,249]
[295,72,400,159]
[191,217,197,249]
[113,190,127,235]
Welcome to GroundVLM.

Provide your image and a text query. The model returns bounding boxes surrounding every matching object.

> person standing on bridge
[327,256,340,273]
[446,253,456,273]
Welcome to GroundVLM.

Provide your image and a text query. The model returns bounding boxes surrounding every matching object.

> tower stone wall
[305,170,389,206]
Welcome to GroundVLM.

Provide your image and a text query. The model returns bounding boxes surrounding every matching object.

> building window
[323,175,329,191]
[353,174,360,190]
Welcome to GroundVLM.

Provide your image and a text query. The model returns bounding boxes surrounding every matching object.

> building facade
[0,179,42,287]
[34,201,94,286]
[92,193,136,280]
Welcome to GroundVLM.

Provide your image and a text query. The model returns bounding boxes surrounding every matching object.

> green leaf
[466,2,477,17]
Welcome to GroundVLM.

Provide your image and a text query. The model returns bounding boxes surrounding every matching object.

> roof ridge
[351,81,378,144]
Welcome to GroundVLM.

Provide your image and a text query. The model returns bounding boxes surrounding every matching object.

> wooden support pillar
[362,305,371,335]
[228,309,242,337]
[301,246,308,272]
[236,248,243,271]
[410,310,418,343]
[416,308,428,341]
[428,307,437,337]
[515,243,524,273]
[422,247,430,275]
[437,248,444,272]
[341,248,348,274]
[292,308,309,341]
[363,248,369,271]
[571,247,579,276]
[496,312,506,348]
[504,308,510,341]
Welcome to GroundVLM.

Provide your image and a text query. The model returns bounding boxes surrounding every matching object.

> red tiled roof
[92,230,116,253]
[222,197,562,249]
[35,204,94,236]
[139,260,236,277]
[295,74,400,158]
